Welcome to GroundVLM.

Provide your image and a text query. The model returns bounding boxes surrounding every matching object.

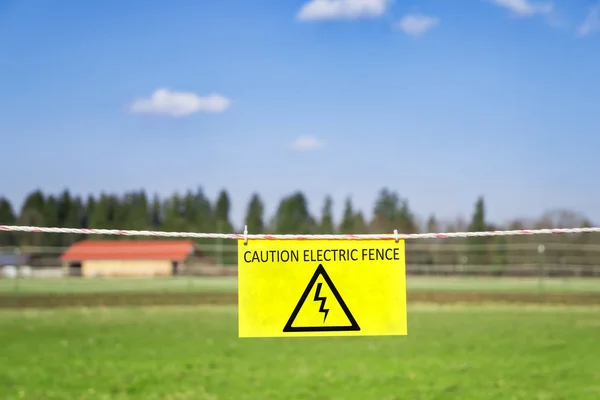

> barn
[60,240,201,278]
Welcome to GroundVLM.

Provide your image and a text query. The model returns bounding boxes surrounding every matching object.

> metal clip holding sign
[393,229,399,243]
[243,225,248,245]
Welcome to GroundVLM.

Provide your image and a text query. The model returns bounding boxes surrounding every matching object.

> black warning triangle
[283,264,360,332]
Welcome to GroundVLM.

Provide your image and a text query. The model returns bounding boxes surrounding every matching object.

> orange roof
[61,240,196,262]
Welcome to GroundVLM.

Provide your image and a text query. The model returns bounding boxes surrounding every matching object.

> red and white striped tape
[1,225,599,240]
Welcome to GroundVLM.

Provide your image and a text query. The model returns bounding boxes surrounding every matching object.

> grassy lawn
[0,277,238,294]
[1,275,600,295]
[1,305,599,400]
[406,276,600,293]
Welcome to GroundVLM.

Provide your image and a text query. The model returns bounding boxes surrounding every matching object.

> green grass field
[1,305,599,400]
[1,276,599,295]
[0,276,239,294]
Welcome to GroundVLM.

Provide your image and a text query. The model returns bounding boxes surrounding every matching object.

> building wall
[81,260,173,278]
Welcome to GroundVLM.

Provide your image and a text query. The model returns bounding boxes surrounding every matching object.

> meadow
[1,304,600,400]
[2,275,600,295]
[2,275,600,309]
[1,276,600,399]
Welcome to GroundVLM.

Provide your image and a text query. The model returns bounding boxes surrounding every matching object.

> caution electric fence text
[243,247,402,263]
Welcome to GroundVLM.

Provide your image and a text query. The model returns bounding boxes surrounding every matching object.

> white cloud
[129,88,231,117]
[297,0,391,21]
[577,3,600,37]
[291,136,325,151]
[394,14,439,37]
[489,0,553,17]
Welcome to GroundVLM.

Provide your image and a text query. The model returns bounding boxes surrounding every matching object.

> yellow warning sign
[237,239,407,338]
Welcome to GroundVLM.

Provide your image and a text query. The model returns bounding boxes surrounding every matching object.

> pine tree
[339,197,355,234]
[18,190,45,246]
[0,197,17,246]
[274,192,315,234]
[244,193,265,234]
[467,196,488,265]
[215,190,233,233]
[319,196,334,233]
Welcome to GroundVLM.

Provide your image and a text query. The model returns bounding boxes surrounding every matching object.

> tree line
[0,187,597,268]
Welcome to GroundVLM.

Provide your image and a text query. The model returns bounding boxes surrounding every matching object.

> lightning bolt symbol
[313,282,329,323]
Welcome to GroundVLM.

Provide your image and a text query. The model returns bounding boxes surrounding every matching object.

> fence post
[13,247,21,307]
[537,244,545,294]
[217,221,224,267]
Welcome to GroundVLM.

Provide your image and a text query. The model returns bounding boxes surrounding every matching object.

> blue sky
[1,0,599,230]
